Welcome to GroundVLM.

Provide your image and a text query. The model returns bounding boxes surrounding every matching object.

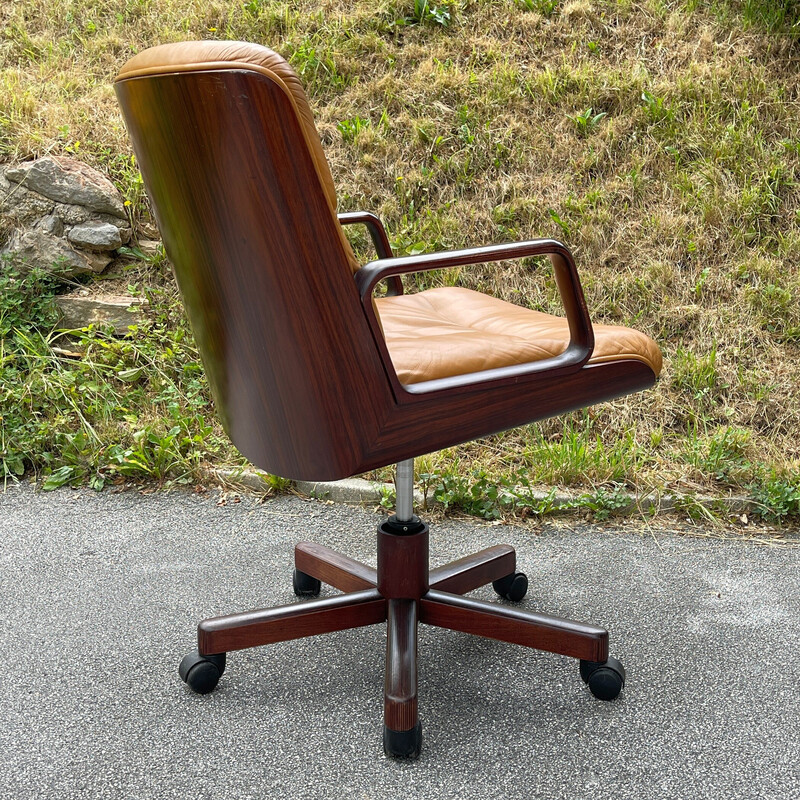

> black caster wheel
[179,651,227,694]
[492,572,528,602]
[579,656,625,701]
[383,722,422,759]
[293,568,321,597]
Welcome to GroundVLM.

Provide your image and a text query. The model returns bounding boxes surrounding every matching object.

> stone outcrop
[1,156,132,276]
[67,221,124,251]
[5,158,126,217]
[55,293,148,334]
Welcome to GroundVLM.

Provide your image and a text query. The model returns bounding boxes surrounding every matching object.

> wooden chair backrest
[115,43,392,480]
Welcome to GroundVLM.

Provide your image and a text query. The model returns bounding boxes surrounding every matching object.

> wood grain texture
[198,589,386,654]
[337,211,402,296]
[355,239,595,383]
[116,68,657,483]
[115,56,643,752]
[419,589,609,662]
[429,545,516,594]
[377,523,429,599]
[384,598,419,732]
[295,541,376,591]
[360,359,655,475]
[116,70,393,481]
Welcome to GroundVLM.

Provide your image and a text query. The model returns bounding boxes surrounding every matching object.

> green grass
[0,253,233,490]
[1,0,799,521]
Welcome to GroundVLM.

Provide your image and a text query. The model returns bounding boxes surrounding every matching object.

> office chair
[115,41,662,758]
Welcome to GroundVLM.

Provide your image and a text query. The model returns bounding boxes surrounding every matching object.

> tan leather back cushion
[116,40,359,273]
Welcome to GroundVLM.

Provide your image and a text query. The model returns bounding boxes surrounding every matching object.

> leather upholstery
[376,287,662,385]
[117,42,662,390]
[116,40,359,272]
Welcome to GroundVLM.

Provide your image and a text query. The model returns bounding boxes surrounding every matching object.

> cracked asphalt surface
[1,483,798,799]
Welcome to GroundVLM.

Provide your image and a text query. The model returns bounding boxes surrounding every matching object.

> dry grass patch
[1,0,799,518]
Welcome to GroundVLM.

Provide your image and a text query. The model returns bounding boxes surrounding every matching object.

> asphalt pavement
[1,483,798,799]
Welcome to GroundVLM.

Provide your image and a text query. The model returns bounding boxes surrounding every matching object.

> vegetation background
[1,0,799,522]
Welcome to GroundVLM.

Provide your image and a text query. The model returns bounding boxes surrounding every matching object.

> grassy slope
[1,0,799,516]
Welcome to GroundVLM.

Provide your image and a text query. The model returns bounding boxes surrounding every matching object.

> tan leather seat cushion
[376,287,662,385]
[117,42,663,387]
[116,40,359,273]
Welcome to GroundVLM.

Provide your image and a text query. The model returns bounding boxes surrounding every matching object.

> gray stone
[52,202,90,225]
[52,205,131,240]
[5,156,126,218]
[37,214,64,236]
[214,469,398,506]
[297,478,396,505]
[0,173,55,226]
[67,220,123,251]
[55,293,147,333]
[92,210,132,232]
[222,468,754,520]
[139,222,160,239]
[1,159,129,274]
[97,215,132,241]
[136,238,163,257]
[80,250,114,273]
[1,229,95,276]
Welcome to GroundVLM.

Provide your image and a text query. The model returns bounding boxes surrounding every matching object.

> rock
[55,293,148,334]
[52,203,91,225]
[136,239,163,258]
[80,250,114,273]
[1,157,134,277]
[5,156,126,219]
[53,204,132,239]
[0,172,55,225]
[37,215,64,236]
[2,229,96,275]
[139,222,160,239]
[53,203,131,239]
[97,214,132,239]
[67,221,123,251]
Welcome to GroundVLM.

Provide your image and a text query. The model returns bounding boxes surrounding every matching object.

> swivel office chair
[115,41,662,758]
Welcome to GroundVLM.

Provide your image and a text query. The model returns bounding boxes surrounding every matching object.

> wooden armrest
[354,239,595,392]
[338,212,402,296]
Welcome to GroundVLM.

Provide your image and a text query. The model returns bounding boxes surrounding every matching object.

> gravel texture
[1,483,798,799]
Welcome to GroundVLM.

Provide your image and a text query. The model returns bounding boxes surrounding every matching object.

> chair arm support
[338,211,402,296]
[338,211,393,259]
[354,239,595,386]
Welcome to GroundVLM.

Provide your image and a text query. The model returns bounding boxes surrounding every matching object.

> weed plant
[1,0,799,520]
[0,254,232,489]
